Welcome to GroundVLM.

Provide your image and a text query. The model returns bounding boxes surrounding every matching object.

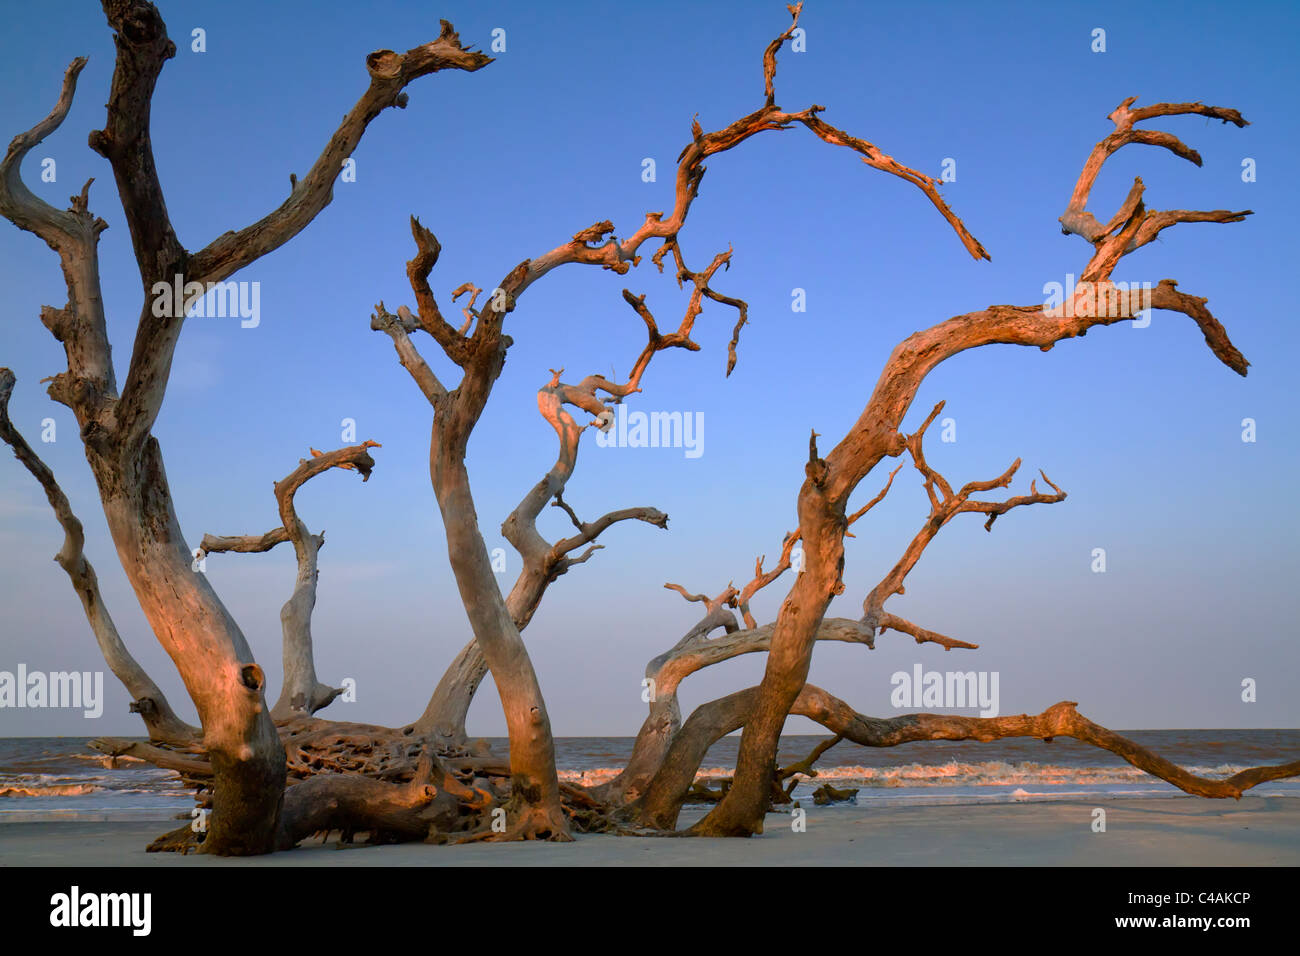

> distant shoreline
[5,730,1299,820]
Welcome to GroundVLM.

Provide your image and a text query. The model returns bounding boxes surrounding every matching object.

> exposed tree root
[147,822,204,855]
[106,716,615,850]
[99,688,1300,850]
[812,783,859,805]
[449,792,576,843]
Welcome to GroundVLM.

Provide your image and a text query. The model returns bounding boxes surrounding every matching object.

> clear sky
[1,0,1297,737]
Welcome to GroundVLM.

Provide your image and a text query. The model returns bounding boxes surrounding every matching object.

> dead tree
[622,400,1293,830]
[367,0,987,837]
[2,1,1294,856]
[199,441,382,720]
[686,32,1257,836]
[0,0,489,854]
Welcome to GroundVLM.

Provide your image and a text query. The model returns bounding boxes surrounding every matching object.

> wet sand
[2,796,1297,866]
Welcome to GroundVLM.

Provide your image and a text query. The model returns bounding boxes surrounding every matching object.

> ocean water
[1,730,1297,822]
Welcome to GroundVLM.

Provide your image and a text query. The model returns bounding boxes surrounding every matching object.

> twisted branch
[200,441,381,718]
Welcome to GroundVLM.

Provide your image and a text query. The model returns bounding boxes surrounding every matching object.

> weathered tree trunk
[271,526,335,719]
[639,686,762,829]
[416,638,487,747]
[91,439,287,854]
[429,447,569,838]
[201,443,381,719]
[273,752,463,848]
[0,45,285,853]
[690,479,846,835]
[414,557,551,746]
[0,2,490,853]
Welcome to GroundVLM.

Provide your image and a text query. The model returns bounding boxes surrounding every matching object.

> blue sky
[1,0,1297,736]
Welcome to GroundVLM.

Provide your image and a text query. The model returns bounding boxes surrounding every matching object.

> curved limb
[638,685,1300,832]
[0,369,197,745]
[700,83,1253,838]
[200,441,382,719]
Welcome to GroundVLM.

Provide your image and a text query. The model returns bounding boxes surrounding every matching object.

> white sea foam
[559,760,1265,790]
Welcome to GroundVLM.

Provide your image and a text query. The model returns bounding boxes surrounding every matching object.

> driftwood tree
[2,1,1296,855]
[688,78,1264,836]
[197,442,383,721]
[0,0,491,854]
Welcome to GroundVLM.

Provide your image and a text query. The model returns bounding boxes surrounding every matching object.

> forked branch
[201,441,381,718]
[860,400,1065,650]
[112,12,490,450]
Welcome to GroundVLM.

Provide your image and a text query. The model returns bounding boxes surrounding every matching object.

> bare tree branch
[451,281,482,335]
[442,1,986,377]
[369,300,448,403]
[776,732,842,794]
[858,400,1065,648]
[873,611,977,652]
[641,686,1300,831]
[0,368,196,744]
[845,464,902,533]
[88,0,183,287]
[114,18,490,452]
[1060,96,1250,256]
[734,531,801,629]
[201,442,381,719]
[200,528,291,555]
[0,57,101,246]
[89,736,210,777]
[0,57,115,419]
[400,216,476,366]
[188,23,491,286]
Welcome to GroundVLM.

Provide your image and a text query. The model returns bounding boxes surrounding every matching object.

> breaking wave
[1,779,100,798]
[560,760,1260,790]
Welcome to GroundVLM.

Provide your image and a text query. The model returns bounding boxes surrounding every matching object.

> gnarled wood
[642,688,1300,830]
[0,2,491,855]
[695,79,1253,838]
[3,2,1285,858]
[200,442,382,719]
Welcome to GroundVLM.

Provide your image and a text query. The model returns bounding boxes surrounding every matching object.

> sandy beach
[3,796,1297,866]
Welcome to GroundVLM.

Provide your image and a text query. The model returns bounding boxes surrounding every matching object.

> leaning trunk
[429,444,568,837]
[692,483,844,835]
[414,563,555,745]
[415,638,485,747]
